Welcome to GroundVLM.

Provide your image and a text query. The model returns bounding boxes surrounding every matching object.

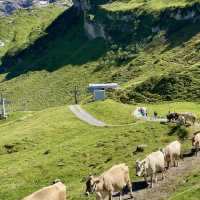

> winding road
[69,105,106,127]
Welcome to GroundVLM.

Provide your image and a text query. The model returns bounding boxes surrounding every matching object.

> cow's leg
[167,160,170,169]
[144,174,148,185]
[161,170,165,180]
[195,146,198,157]
[154,173,158,183]
[109,191,113,200]
[119,192,122,200]
[150,175,153,188]
[172,155,176,167]
[96,192,102,200]
[176,156,179,167]
[127,179,134,198]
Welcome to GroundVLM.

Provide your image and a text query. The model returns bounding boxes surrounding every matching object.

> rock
[4,143,14,149]
[133,144,147,154]
[44,149,50,155]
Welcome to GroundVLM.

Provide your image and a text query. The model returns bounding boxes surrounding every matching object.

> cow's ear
[142,160,146,165]
[94,178,100,184]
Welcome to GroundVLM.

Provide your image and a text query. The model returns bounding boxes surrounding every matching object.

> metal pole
[2,98,6,118]
[74,85,78,104]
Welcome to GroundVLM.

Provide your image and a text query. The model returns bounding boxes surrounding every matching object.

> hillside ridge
[0,0,200,110]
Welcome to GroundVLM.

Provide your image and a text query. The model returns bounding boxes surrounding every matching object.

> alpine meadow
[0,1,200,200]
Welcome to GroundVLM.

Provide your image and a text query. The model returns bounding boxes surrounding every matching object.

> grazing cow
[136,150,165,188]
[22,181,66,200]
[85,163,133,200]
[163,140,181,168]
[192,133,200,156]
[177,115,185,125]
[167,113,179,123]
[179,113,196,125]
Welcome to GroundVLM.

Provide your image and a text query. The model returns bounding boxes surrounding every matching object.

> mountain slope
[0,0,200,110]
[0,5,66,64]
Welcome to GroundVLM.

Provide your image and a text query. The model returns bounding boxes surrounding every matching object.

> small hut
[88,83,119,101]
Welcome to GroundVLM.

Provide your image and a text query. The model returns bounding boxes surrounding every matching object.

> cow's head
[85,175,100,196]
[136,160,146,177]
[52,179,61,184]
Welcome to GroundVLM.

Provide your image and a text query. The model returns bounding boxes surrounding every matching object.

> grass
[0,5,66,62]
[167,171,200,200]
[83,99,136,125]
[101,0,200,12]
[1,100,200,200]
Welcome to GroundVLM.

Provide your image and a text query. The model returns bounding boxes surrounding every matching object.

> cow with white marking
[85,163,133,200]
[136,150,165,188]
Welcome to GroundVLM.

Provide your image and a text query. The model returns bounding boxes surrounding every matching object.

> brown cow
[192,133,200,156]
[22,180,66,200]
[85,163,133,200]
[163,141,181,168]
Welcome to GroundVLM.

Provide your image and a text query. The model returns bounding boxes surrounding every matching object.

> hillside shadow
[0,6,108,80]
[162,21,200,53]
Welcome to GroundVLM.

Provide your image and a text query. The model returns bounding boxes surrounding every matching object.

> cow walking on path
[163,141,181,168]
[85,163,134,200]
[192,133,200,156]
[136,151,165,188]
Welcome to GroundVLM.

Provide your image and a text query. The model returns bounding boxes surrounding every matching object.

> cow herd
[167,112,197,125]
[85,140,182,200]
[21,111,200,200]
[22,132,200,200]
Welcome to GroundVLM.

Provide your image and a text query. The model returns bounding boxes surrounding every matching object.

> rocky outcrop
[73,0,107,39]
[71,1,200,42]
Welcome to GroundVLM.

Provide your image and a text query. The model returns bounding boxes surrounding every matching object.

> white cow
[22,181,67,200]
[136,150,165,188]
[163,140,181,168]
[192,133,200,156]
[85,163,133,200]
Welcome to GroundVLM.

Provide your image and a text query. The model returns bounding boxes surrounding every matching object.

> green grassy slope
[0,100,199,200]
[1,19,200,110]
[0,5,66,62]
[101,0,200,12]
[0,1,200,110]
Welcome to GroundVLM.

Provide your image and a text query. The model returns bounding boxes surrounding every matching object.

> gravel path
[114,153,200,200]
[69,105,106,127]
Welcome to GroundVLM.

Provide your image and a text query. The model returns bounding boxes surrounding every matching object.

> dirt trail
[117,154,200,200]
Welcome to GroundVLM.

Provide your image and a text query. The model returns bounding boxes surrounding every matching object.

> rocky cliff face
[72,0,108,39]
[72,1,200,42]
